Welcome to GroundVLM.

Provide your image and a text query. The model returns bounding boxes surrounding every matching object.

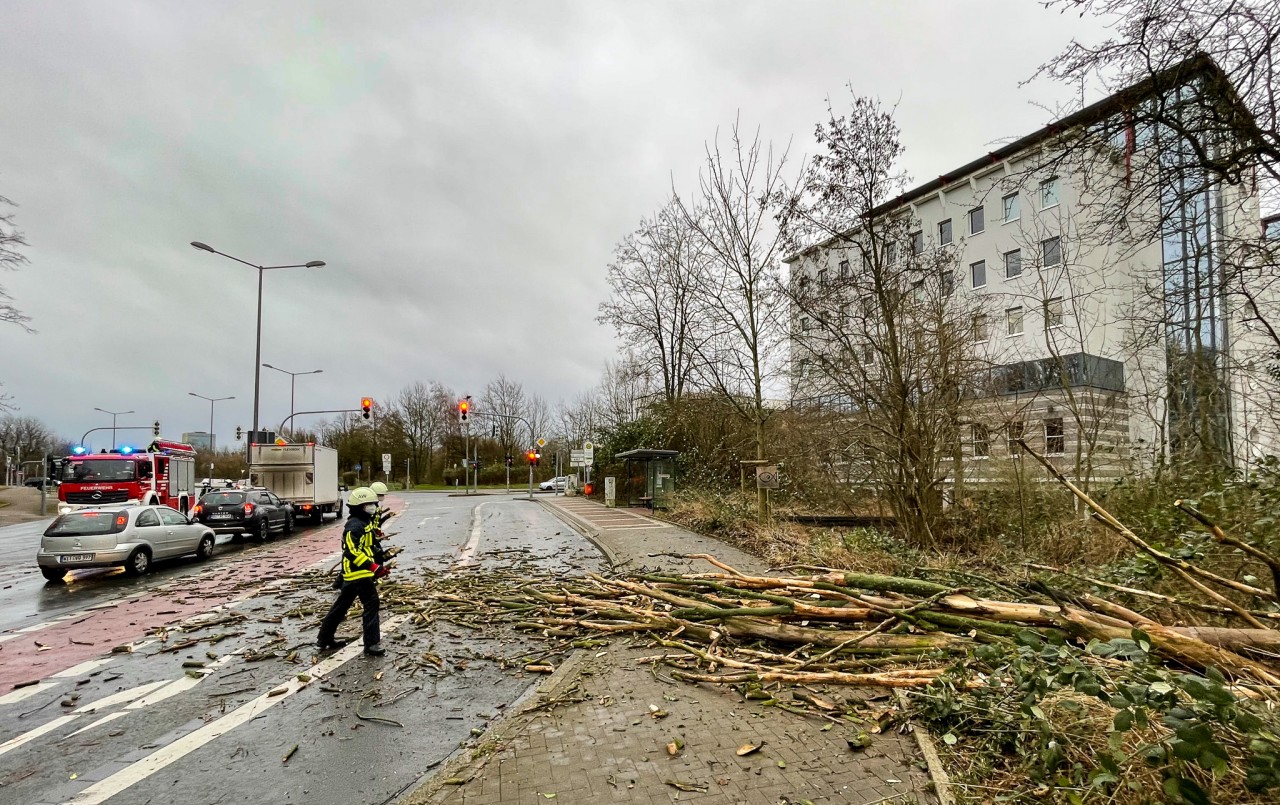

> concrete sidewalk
[405,497,938,805]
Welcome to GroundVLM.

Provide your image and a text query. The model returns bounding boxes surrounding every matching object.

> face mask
[362,503,378,515]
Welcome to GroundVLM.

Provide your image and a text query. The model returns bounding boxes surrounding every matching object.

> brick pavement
[404,497,939,805]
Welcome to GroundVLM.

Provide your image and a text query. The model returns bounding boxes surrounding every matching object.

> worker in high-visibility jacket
[369,480,395,563]
[317,487,387,656]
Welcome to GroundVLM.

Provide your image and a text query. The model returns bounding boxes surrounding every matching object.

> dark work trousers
[318,578,381,647]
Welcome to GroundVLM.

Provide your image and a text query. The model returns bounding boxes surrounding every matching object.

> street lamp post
[262,364,323,438]
[188,392,235,453]
[189,242,324,442]
[93,407,134,449]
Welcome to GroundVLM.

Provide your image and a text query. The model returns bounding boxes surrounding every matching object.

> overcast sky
[0,0,1106,448]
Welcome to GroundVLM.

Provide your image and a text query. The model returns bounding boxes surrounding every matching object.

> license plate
[209,513,233,520]
[58,553,94,563]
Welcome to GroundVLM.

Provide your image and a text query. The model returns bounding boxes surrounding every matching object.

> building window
[1040,177,1060,209]
[938,219,953,246]
[1006,306,1024,336]
[1008,421,1025,455]
[1045,417,1065,455]
[886,242,898,266]
[972,424,990,458]
[969,206,984,235]
[838,302,849,326]
[817,268,829,286]
[1044,297,1064,329]
[1002,193,1020,222]
[838,259,850,278]
[1042,236,1062,267]
[799,275,811,295]
[970,260,987,289]
[974,313,989,342]
[911,230,924,256]
[800,316,810,332]
[1004,249,1022,279]
[941,270,955,297]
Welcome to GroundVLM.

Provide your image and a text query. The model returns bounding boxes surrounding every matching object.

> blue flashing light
[119,446,134,455]
[72,446,87,455]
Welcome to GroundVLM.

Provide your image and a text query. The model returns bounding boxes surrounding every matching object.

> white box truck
[248,443,342,524]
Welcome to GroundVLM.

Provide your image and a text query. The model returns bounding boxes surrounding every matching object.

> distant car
[24,478,60,490]
[539,476,569,491]
[37,504,216,582]
[192,488,294,541]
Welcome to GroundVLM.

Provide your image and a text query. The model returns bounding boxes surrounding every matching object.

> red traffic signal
[526,450,536,465]
[361,397,373,420]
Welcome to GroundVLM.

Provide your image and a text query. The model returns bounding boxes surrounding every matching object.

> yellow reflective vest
[341,516,378,582]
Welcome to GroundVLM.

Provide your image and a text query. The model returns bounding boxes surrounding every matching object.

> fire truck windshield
[63,459,138,482]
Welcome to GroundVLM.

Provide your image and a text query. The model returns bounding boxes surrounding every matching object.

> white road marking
[74,680,170,713]
[0,680,57,705]
[52,658,115,679]
[125,655,236,710]
[417,516,440,527]
[66,711,127,738]
[453,504,487,568]
[0,715,78,757]
[63,615,409,805]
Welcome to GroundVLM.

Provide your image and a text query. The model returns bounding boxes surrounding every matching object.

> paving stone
[415,498,939,804]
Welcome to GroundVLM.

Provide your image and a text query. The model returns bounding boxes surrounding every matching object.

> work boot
[364,643,386,656]
[316,638,349,652]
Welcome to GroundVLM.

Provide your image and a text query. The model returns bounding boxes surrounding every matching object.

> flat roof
[786,53,1231,263]
[614,448,680,460]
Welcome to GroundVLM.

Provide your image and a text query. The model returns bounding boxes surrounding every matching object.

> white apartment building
[786,58,1277,480]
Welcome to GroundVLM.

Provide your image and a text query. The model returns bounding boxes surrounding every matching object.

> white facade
[786,76,1277,475]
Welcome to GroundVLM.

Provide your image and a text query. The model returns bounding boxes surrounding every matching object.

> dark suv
[193,488,294,541]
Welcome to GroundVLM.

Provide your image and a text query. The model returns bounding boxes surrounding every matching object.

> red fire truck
[57,439,199,515]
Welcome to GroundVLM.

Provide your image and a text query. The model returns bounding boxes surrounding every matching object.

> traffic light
[505,454,513,468]
[235,426,243,441]
[535,450,541,467]
[526,450,536,465]
[458,399,469,423]
[361,397,373,420]
[153,421,161,437]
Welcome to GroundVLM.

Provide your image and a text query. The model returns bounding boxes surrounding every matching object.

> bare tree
[0,415,56,481]
[481,374,526,458]
[556,392,598,449]
[525,393,551,449]
[0,194,30,333]
[784,93,987,546]
[596,356,651,432]
[395,381,453,485]
[674,120,799,519]
[598,198,705,404]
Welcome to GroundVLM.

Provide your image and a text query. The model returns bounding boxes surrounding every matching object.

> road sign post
[382,453,392,481]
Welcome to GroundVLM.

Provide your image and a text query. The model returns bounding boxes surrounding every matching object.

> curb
[397,499,619,803]
[396,645,598,804]
[534,499,621,568]
[897,690,955,805]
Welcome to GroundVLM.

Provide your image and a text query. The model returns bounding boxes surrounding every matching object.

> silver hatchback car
[37,505,217,583]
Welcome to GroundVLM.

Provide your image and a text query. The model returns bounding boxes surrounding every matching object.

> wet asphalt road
[0,492,603,805]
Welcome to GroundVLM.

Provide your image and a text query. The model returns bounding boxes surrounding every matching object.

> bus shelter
[615,448,679,509]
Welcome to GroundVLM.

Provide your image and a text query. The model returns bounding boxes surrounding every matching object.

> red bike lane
[0,505,396,691]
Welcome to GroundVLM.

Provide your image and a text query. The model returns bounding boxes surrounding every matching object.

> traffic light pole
[466,408,536,500]
[77,425,155,449]
[278,408,361,435]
